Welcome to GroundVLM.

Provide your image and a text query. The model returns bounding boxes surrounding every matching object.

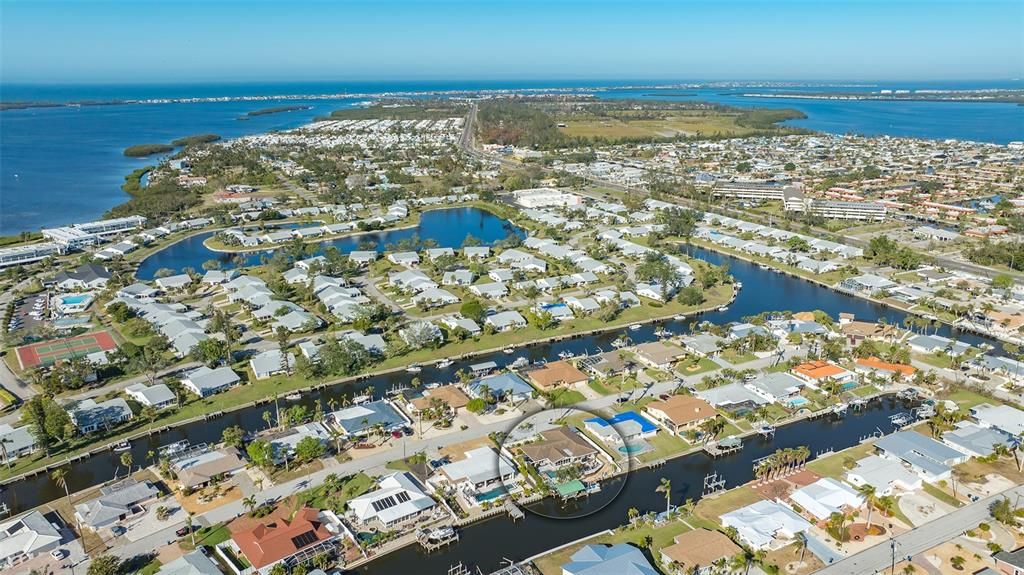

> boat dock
[704,437,744,458]
[418,528,460,552]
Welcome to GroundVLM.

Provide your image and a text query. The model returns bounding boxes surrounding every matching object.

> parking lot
[5,291,48,335]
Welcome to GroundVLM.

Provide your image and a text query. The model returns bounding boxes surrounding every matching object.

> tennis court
[16,330,118,369]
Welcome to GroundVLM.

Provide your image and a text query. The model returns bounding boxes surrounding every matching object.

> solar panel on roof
[291,530,318,549]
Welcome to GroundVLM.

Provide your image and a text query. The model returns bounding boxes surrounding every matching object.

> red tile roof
[232,507,333,569]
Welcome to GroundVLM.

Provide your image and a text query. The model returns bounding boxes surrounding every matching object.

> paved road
[104,345,796,562]
[815,484,1024,575]
[457,103,1011,282]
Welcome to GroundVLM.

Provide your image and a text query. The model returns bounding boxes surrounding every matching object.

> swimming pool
[59,294,91,305]
[789,397,810,407]
[618,441,652,455]
[474,486,509,502]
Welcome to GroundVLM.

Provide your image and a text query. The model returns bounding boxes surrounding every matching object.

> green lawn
[548,389,586,407]
[942,388,1000,411]
[138,559,162,575]
[675,356,720,376]
[637,432,692,463]
[694,485,763,523]
[179,523,231,551]
[296,472,374,511]
[719,348,757,365]
[806,442,876,479]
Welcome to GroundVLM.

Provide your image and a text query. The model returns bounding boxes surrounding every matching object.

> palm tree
[120,452,134,476]
[186,513,196,547]
[262,410,272,430]
[627,507,639,524]
[656,477,672,514]
[51,467,71,506]
[795,531,808,564]
[857,484,879,534]
[243,495,257,515]
[0,438,12,470]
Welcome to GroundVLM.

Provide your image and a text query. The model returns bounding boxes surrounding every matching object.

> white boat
[510,357,529,369]
[503,347,515,355]
[424,382,441,390]
[435,359,454,368]
[424,526,456,541]
[717,306,729,312]
[112,441,131,452]
[558,350,574,359]
[352,394,372,405]
[734,281,743,289]
[673,314,687,320]
[611,339,626,349]
[406,364,422,373]
[629,324,642,331]
[758,264,771,271]
[284,393,301,401]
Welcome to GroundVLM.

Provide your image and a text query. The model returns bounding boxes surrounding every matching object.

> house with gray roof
[249,349,296,380]
[54,263,111,291]
[744,373,805,405]
[182,366,240,397]
[155,274,193,291]
[273,309,321,332]
[0,424,37,464]
[156,549,222,575]
[681,333,725,357]
[74,478,159,531]
[467,372,533,403]
[942,421,1015,458]
[463,246,490,260]
[846,454,922,496]
[697,383,770,413]
[67,397,133,434]
[412,287,460,308]
[349,250,378,264]
[0,510,62,569]
[125,382,177,409]
[440,315,481,336]
[484,310,527,332]
[907,334,972,356]
[430,446,518,499]
[874,430,968,482]
[442,269,474,286]
[328,400,408,438]
[469,282,508,299]
[338,330,387,355]
[561,544,659,575]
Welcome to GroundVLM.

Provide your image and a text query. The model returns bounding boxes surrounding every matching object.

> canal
[354,396,908,574]
[0,216,998,515]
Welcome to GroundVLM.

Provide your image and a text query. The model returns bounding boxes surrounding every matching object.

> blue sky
[2,0,1021,83]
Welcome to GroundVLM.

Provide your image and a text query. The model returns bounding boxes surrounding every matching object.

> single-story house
[430,446,518,499]
[249,349,296,380]
[845,454,922,495]
[526,361,589,390]
[561,544,659,575]
[659,529,742,575]
[0,510,62,569]
[347,472,436,527]
[328,400,408,438]
[942,421,1016,458]
[74,478,159,531]
[632,341,686,369]
[125,382,177,409]
[484,310,527,332]
[67,398,133,434]
[874,430,968,482]
[0,424,36,464]
[171,447,246,490]
[466,372,533,403]
[518,427,598,470]
[181,366,240,397]
[643,395,716,436]
[789,477,863,521]
[720,500,811,550]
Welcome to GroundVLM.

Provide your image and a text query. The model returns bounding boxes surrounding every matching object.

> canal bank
[0,243,1001,512]
[351,395,911,575]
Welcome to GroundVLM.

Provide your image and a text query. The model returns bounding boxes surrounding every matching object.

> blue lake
[135,207,526,279]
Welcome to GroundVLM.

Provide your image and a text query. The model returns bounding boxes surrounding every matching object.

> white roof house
[874,430,968,482]
[433,447,517,493]
[181,366,240,397]
[347,472,436,527]
[0,510,62,569]
[970,403,1024,437]
[125,382,177,409]
[789,478,863,520]
[156,549,222,575]
[720,500,811,550]
[249,349,296,380]
[845,455,922,496]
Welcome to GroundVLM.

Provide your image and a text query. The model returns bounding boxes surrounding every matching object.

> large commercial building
[511,188,583,208]
[42,215,147,249]
[0,243,61,268]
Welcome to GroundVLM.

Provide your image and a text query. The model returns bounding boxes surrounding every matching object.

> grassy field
[806,442,876,479]
[941,388,1000,410]
[637,432,692,463]
[559,112,763,139]
[694,485,763,523]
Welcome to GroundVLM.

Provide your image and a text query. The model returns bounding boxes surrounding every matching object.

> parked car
[176,525,197,537]
[50,549,66,560]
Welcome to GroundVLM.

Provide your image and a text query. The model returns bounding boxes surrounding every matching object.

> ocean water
[1,79,1022,235]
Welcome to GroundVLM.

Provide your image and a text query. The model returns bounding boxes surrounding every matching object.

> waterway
[135,207,526,279]
[354,396,907,575]
[2,80,1022,235]
[0,235,996,514]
